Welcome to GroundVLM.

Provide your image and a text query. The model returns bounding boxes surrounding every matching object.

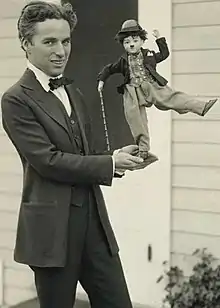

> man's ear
[21,39,31,54]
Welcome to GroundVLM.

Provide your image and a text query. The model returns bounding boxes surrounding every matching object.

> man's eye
[63,40,70,46]
[45,41,53,45]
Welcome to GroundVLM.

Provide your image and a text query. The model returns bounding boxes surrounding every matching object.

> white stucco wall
[0,1,37,306]
[171,0,220,273]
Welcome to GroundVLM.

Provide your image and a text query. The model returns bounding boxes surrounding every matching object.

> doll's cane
[99,91,111,151]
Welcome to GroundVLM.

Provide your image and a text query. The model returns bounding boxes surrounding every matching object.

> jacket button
[70,119,75,124]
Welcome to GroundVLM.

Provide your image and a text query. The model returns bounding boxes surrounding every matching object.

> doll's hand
[152,29,161,39]
[98,81,104,93]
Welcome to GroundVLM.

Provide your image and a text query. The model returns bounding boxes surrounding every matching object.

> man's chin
[49,67,65,77]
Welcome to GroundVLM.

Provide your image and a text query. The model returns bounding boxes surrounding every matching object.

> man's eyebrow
[42,37,57,41]
[62,37,71,41]
[42,36,71,41]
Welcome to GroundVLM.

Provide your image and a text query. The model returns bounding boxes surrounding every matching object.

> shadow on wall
[65,0,138,152]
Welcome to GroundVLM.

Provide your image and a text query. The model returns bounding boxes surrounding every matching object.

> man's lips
[51,60,65,65]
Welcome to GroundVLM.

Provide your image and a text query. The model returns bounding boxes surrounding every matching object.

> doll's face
[123,35,144,54]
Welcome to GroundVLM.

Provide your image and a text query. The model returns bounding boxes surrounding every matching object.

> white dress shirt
[27,61,120,176]
[27,61,72,116]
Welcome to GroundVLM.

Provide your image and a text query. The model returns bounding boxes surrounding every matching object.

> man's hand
[114,145,139,174]
[98,80,104,93]
[114,151,143,171]
[152,29,160,39]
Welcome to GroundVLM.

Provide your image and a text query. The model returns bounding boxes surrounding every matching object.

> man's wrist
[112,149,125,176]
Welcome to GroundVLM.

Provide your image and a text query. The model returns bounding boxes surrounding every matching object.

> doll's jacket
[98,37,170,94]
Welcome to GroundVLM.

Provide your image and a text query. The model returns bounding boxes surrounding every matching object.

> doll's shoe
[131,152,158,171]
[202,98,218,116]
[138,151,149,160]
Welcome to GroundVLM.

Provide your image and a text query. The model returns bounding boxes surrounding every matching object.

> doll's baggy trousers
[123,81,208,153]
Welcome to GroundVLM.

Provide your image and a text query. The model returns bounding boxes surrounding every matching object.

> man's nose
[130,44,134,48]
[55,42,65,57]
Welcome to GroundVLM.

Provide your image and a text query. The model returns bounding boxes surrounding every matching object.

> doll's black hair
[115,29,148,44]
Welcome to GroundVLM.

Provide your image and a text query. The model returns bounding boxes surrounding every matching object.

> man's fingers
[128,155,143,164]
[121,145,139,154]
[115,152,144,170]
[119,157,144,170]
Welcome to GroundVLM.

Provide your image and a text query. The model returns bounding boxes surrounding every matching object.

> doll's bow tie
[49,77,73,90]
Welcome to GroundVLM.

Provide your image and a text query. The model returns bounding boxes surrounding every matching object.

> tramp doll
[97,19,218,160]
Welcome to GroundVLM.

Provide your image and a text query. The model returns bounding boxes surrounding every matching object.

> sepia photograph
[0,0,219,307]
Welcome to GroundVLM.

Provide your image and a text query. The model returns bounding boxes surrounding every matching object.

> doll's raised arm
[154,37,170,63]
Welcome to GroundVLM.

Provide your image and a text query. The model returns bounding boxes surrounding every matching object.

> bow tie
[49,77,73,90]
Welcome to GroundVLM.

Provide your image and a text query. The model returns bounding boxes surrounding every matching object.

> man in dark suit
[1,1,145,308]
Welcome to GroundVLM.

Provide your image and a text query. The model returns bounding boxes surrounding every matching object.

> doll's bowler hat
[116,19,142,35]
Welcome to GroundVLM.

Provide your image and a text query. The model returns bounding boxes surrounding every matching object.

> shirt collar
[27,60,62,92]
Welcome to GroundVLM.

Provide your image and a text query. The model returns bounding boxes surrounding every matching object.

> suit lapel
[20,69,74,143]
[20,69,89,154]
[65,85,89,154]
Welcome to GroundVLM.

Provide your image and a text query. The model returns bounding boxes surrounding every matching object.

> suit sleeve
[154,37,170,63]
[1,93,114,186]
[97,58,123,82]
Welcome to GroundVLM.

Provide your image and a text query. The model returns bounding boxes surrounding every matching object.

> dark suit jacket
[98,37,170,93]
[1,69,119,267]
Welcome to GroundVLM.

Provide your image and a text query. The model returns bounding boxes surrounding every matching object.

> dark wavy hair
[116,29,148,44]
[17,1,77,43]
